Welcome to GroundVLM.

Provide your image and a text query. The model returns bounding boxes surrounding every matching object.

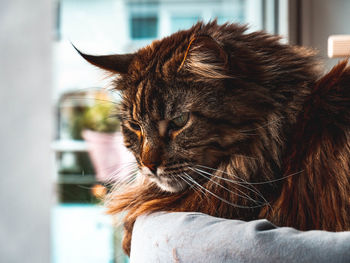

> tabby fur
[76,21,350,255]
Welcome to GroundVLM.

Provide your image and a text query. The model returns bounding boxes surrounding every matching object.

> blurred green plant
[82,102,120,133]
[70,101,120,140]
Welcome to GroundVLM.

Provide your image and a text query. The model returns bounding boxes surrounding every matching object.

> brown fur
[77,21,350,256]
[261,60,350,230]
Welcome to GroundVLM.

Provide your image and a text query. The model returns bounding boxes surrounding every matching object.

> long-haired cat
[75,21,350,255]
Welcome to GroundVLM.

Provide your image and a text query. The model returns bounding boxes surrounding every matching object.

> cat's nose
[141,142,162,174]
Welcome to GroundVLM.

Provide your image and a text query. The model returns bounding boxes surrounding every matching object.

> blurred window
[131,16,158,39]
[171,16,201,33]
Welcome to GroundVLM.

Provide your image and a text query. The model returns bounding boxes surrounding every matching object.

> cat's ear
[72,44,135,74]
[178,35,230,79]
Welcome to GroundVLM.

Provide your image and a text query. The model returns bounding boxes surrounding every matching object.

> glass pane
[171,16,202,33]
[131,16,158,39]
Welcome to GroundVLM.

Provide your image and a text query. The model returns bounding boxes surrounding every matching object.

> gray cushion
[130,212,350,263]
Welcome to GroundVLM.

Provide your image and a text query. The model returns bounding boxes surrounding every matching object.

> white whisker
[238,117,284,133]
[183,172,266,209]
[193,165,272,212]
[178,174,205,199]
[196,164,247,183]
[196,164,303,185]
[190,167,267,206]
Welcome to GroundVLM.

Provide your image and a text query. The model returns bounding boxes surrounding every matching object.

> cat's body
[77,21,350,255]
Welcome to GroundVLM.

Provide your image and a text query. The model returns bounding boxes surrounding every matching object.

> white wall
[0,0,53,262]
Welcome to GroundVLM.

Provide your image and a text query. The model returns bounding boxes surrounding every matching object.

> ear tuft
[72,44,135,74]
[178,35,230,79]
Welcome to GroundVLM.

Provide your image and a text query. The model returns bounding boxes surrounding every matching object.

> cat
[75,21,350,255]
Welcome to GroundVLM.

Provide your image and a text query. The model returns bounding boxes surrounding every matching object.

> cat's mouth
[140,165,209,193]
[140,166,187,193]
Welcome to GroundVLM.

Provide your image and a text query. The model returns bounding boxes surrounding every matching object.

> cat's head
[76,21,320,193]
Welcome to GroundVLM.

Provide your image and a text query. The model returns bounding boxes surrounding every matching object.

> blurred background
[0,0,349,262]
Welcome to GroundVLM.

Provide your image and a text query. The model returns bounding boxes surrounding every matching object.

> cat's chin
[147,175,188,193]
[144,175,188,193]
[141,167,188,193]
[155,181,186,193]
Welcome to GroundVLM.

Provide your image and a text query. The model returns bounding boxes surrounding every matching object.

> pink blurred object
[82,130,136,182]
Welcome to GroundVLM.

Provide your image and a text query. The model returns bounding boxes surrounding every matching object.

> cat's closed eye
[170,112,190,130]
[129,121,141,131]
